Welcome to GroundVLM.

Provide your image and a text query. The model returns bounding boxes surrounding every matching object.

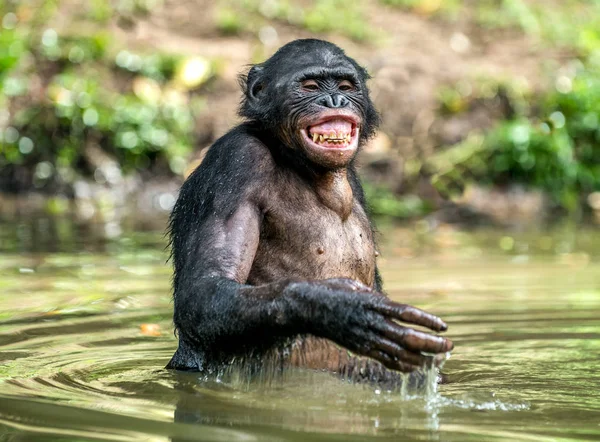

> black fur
[167,39,452,377]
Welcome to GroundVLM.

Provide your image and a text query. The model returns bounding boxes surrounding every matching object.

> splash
[199,346,453,400]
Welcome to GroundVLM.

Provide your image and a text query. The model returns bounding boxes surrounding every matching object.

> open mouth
[301,117,359,149]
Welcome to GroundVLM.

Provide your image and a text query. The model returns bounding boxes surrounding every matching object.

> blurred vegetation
[428,56,600,213]
[1,0,600,219]
[384,2,600,213]
[0,0,213,191]
[364,182,432,218]
[216,0,372,42]
[382,0,600,53]
[375,0,600,215]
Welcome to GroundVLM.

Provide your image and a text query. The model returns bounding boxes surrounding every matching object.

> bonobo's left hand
[283,278,453,373]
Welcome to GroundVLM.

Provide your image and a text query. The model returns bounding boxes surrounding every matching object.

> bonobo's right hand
[283,278,453,373]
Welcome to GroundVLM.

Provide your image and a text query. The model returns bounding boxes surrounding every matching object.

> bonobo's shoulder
[180,124,275,206]
[202,123,276,175]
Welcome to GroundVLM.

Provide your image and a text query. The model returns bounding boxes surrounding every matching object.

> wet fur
[167,39,450,380]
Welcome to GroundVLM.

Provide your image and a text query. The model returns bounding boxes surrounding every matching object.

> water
[1,217,599,441]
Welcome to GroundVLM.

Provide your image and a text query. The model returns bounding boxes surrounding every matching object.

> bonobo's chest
[247,179,377,286]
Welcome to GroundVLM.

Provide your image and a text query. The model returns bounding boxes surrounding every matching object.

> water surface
[0,218,599,441]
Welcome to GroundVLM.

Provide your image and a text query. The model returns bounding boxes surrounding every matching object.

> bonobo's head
[240,39,379,169]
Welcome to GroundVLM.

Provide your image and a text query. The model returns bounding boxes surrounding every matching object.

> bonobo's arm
[169,152,452,372]
[170,198,296,368]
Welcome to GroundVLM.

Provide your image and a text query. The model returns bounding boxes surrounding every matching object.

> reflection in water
[0,218,599,441]
[168,346,451,439]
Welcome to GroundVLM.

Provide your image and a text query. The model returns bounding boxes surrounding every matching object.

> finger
[322,278,373,292]
[375,319,454,354]
[371,337,433,367]
[364,349,420,373]
[371,302,448,332]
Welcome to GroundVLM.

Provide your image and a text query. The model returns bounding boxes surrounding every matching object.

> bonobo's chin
[299,110,360,169]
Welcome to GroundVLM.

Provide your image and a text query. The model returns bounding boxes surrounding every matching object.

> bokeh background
[1,0,600,234]
[1,2,600,441]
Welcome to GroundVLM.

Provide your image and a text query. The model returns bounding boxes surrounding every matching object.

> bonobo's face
[240,39,379,170]
[292,74,362,169]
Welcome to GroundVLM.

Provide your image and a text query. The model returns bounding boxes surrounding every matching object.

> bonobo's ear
[239,65,266,121]
[246,65,265,103]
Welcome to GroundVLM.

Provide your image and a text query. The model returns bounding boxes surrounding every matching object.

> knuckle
[368,293,388,309]
[397,326,408,339]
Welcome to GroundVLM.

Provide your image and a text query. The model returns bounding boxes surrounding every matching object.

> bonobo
[167,39,453,378]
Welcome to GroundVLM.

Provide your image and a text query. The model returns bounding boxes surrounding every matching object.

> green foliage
[38,30,110,64]
[0,2,209,188]
[218,0,373,42]
[380,0,420,6]
[380,0,600,53]
[437,77,531,116]
[430,66,600,211]
[302,0,371,41]
[112,0,165,16]
[0,67,198,176]
[114,49,182,82]
[472,0,600,53]
[215,7,244,35]
[364,183,432,218]
[417,0,600,213]
[0,27,24,78]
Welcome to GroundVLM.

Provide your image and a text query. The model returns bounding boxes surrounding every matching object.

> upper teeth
[311,132,351,143]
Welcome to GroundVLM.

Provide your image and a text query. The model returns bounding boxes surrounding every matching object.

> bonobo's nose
[319,94,349,108]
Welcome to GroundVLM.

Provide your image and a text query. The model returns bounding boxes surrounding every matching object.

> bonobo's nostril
[317,95,332,107]
[332,94,349,108]
[318,94,349,108]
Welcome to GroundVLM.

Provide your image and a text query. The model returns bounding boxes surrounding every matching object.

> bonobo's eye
[338,80,355,92]
[301,79,319,92]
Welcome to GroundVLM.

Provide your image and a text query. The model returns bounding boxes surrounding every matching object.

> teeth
[309,131,353,144]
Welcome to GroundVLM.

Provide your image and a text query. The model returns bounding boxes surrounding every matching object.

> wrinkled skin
[167,39,453,378]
